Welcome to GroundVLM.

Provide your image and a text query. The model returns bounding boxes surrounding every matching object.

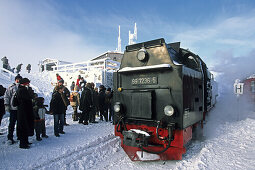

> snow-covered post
[234,79,244,121]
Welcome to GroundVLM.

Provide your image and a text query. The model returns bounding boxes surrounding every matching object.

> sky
[0,0,255,78]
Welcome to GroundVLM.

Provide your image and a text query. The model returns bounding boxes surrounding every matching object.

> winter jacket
[79,87,92,112]
[105,91,113,105]
[15,85,34,137]
[50,92,66,115]
[98,89,106,109]
[76,78,81,87]
[53,85,70,107]
[4,83,19,110]
[33,105,47,120]
[91,89,99,108]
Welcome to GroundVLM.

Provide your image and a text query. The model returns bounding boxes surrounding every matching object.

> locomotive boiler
[112,38,217,161]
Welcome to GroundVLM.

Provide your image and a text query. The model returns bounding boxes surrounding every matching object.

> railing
[0,67,40,93]
[51,58,120,72]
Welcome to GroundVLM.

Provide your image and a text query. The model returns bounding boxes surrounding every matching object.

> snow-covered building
[91,51,123,63]
[243,74,255,100]
[39,52,122,89]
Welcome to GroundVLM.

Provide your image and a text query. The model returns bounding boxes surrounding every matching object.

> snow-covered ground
[1,72,255,170]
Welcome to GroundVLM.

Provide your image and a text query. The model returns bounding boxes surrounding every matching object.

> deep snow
[0,72,255,170]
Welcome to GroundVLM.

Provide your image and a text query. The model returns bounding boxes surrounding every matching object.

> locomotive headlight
[164,105,174,116]
[137,48,148,61]
[114,102,121,113]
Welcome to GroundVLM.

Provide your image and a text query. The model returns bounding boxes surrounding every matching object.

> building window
[251,81,255,93]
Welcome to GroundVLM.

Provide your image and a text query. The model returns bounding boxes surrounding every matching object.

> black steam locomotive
[113,38,217,161]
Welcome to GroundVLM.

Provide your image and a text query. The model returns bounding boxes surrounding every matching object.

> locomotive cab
[113,38,214,161]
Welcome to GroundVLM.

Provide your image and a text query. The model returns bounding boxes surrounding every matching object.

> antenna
[134,23,137,40]
[129,23,138,45]
[115,25,122,52]
[118,25,121,52]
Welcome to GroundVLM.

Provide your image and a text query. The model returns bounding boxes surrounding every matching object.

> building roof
[91,51,123,61]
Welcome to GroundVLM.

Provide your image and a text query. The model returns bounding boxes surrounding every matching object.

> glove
[5,105,10,113]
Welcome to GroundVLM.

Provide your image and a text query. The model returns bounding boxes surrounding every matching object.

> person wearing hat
[4,74,22,144]
[53,78,70,125]
[50,85,66,137]
[14,78,34,149]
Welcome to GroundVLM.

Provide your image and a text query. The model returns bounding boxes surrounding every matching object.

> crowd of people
[62,74,113,125]
[0,73,113,149]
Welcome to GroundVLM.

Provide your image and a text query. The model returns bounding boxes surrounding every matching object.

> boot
[36,137,42,141]
[36,134,42,141]
[42,134,49,138]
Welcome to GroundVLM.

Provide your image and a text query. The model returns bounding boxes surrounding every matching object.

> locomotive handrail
[118,64,171,72]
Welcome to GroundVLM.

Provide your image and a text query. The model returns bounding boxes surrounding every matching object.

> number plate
[131,76,158,85]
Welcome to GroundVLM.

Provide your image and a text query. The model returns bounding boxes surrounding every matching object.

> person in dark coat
[50,85,66,137]
[26,64,31,73]
[88,83,97,123]
[79,83,92,125]
[53,79,70,125]
[0,84,6,134]
[94,87,99,117]
[98,85,107,121]
[105,88,113,122]
[14,78,34,149]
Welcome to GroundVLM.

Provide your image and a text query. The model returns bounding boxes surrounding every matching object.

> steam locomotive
[112,38,218,161]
